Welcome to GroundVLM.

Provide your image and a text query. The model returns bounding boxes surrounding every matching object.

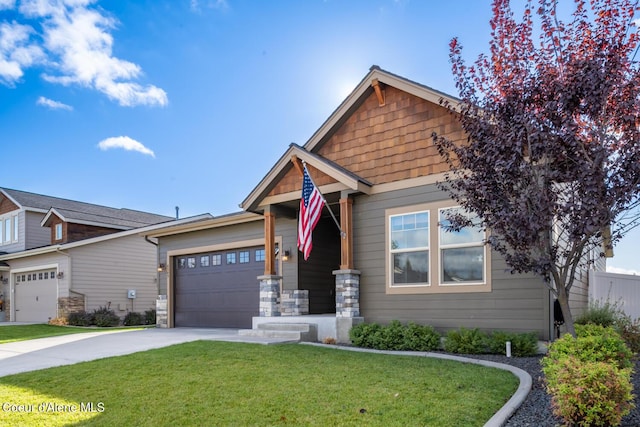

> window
[200,255,210,267]
[386,202,490,294]
[12,215,18,242]
[226,253,236,264]
[389,211,430,286]
[212,254,222,266]
[55,223,63,241]
[16,275,20,282]
[50,271,56,279]
[38,272,43,280]
[44,272,48,279]
[439,208,485,284]
[255,249,265,262]
[178,258,186,269]
[239,251,250,263]
[4,219,9,243]
[187,257,196,268]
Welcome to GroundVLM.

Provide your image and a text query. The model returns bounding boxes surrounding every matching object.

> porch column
[260,205,281,316]
[339,193,353,270]
[264,207,276,276]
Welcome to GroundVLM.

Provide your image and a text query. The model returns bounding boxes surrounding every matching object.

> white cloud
[2,0,168,107]
[36,95,72,110]
[97,136,155,158]
[190,0,229,13]
[606,266,640,276]
[0,21,45,85]
[0,0,16,10]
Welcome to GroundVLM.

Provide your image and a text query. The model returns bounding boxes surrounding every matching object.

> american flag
[297,165,325,260]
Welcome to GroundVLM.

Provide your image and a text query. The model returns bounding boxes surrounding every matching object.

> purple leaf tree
[433,0,640,336]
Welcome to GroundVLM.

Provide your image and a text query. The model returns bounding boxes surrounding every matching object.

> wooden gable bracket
[371,78,385,106]
[291,155,305,177]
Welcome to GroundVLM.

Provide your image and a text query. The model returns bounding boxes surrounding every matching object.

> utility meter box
[127,289,137,299]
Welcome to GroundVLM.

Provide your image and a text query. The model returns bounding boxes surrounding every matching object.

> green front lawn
[0,341,518,426]
[0,324,146,344]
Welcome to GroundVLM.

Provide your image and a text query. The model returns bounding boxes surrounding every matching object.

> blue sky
[1,0,638,274]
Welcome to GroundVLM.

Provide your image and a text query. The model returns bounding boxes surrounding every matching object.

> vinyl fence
[589,271,640,320]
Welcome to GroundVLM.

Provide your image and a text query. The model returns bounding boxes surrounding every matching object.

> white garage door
[14,270,57,322]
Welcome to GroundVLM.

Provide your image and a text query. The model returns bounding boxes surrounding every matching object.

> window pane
[178,258,186,269]
[4,219,9,242]
[13,216,18,241]
[187,257,196,268]
[226,253,236,264]
[200,256,210,267]
[255,249,265,262]
[439,208,483,246]
[239,251,249,263]
[441,247,484,283]
[390,212,429,250]
[212,254,222,266]
[393,251,429,285]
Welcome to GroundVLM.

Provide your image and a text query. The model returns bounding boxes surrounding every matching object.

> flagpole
[302,161,346,239]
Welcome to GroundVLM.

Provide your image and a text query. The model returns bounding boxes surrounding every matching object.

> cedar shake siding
[0,197,19,215]
[267,86,463,198]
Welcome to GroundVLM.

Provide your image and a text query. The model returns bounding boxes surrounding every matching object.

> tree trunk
[556,287,576,337]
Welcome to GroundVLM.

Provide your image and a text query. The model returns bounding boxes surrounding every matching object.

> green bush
[92,306,120,327]
[401,322,440,351]
[542,325,635,426]
[614,314,640,354]
[575,299,622,328]
[544,356,634,426]
[67,310,93,327]
[349,322,383,349]
[487,331,538,357]
[349,321,441,351]
[443,327,487,354]
[144,309,156,325]
[123,311,145,326]
[546,325,633,370]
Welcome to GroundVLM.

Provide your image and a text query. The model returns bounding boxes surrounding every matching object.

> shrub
[544,356,634,426]
[92,306,120,327]
[444,327,487,354]
[487,331,538,357]
[401,322,441,351]
[546,324,633,370]
[67,310,93,327]
[349,321,441,351]
[48,317,68,326]
[144,309,156,325]
[377,320,405,350]
[575,299,623,328]
[349,322,383,349]
[542,324,635,426]
[123,311,145,326]
[614,314,640,354]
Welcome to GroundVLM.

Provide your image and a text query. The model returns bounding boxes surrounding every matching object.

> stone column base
[258,275,282,317]
[333,269,361,318]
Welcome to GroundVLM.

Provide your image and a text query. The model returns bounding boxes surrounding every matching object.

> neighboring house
[0,187,208,322]
[143,66,604,341]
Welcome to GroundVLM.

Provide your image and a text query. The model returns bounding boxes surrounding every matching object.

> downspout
[144,236,161,295]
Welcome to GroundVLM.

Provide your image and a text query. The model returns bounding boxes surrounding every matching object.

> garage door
[14,269,58,322]
[174,246,264,328]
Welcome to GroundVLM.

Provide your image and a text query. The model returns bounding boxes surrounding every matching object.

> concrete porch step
[238,323,318,342]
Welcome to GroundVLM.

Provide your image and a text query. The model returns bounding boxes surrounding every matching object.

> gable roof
[0,188,173,230]
[240,143,372,212]
[0,214,213,261]
[303,65,460,154]
[240,66,459,212]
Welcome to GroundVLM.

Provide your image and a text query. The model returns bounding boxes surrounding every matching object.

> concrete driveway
[0,327,292,377]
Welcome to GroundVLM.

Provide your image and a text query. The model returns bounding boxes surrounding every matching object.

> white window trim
[385,201,492,295]
[438,207,487,287]
[12,214,18,243]
[388,209,431,287]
